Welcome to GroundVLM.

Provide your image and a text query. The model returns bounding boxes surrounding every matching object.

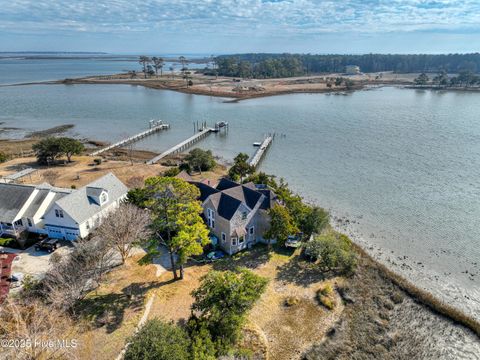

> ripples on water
[1,80,479,341]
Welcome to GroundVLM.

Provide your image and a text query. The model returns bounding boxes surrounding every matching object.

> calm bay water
[1,59,479,330]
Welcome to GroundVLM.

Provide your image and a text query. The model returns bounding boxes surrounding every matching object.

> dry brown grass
[0,156,166,188]
[351,243,480,337]
[147,246,344,360]
[75,253,160,360]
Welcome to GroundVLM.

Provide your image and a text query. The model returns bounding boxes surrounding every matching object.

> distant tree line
[414,69,480,87]
[213,53,480,78]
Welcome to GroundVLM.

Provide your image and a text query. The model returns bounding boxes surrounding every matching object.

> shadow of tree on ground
[75,279,176,333]
[212,244,273,271]
[275,254,328,287]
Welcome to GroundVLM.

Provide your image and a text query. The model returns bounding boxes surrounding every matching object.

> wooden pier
[147,127,215,165]
[90,121,170,156]
[248,135,274,168]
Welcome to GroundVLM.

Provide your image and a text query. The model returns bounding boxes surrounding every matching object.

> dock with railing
[147,127,215,165]
[248,135,274,168]
[90,120,170,156]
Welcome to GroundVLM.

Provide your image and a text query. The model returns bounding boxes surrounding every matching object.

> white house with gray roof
[42,173,128,240]
[0,173,128,241]
[0,183,73,238]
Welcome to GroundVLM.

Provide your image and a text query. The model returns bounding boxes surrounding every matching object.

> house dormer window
[242,211,247,220]
[100,192,108,205]
[55,209,64,218]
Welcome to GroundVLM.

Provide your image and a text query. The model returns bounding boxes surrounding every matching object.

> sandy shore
[25,71,416,100]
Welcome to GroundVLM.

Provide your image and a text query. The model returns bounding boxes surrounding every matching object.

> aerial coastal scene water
[1,55,479,357]
[2,1,480,359]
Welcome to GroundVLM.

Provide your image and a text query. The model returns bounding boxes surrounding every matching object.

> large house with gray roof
[193,178,278,255]
[0,173,128,241]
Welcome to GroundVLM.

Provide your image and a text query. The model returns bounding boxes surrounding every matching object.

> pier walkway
[147,128,215,165]
[248,135,273,168]
[90,122,170,156]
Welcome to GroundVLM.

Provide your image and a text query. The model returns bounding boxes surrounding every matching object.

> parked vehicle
[285,233,304,248]
[206,250,226,261]
[35,238,59,253]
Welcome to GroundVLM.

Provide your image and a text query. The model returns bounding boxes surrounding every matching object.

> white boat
[253,142,262,147]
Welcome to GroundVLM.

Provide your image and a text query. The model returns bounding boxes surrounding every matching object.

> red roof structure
[0,252,17,303]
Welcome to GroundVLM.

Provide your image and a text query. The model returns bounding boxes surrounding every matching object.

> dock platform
[248,135,273,168]
[90,122,170,156]
[147,128,215,165]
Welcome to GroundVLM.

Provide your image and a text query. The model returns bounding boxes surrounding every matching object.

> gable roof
[193,181,219,202]
[215,178,240,191]
[54,173,128,224]
[222,185,263,210]
[0,183,36,223]
[208,192,242,220]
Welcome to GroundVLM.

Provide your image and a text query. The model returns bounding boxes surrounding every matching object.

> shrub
[70,184,76,189]
[0,151,7,163]
[316,287,336,310]
[0,237,14,247]
[185,148,216,173]
[191,269,268,354]
[93,158,102,165]
[305,232,357,275]
[284,296,300,307]
[124,319,191,360]
[163,167,180,177]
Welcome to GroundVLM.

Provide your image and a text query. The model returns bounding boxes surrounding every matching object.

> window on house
[249,227,254,235]
[231,237,237,246]
[86,221,90,230]
[239,236,245,244]
[242,211,247,220]
[27,218,32,227]
[100,192,108,204]
[55,209,64,218]
[221,232,226,243]
[207,208,215,229]
[14,219,23,226]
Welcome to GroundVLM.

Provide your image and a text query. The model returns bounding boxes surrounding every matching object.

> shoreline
[1,82,480,336]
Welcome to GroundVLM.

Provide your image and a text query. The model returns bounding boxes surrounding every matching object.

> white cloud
[1,0,480,36]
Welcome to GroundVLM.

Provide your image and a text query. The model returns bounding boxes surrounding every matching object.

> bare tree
[43,238,116,313]
[42,169,59,186]
[95,203,151,263]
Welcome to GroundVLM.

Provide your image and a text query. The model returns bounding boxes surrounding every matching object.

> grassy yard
[69,245,345,360]
[74,254,160,360]
[147,245,344,360]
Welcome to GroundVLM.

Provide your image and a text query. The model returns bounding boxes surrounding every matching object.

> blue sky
[1,0,480,54]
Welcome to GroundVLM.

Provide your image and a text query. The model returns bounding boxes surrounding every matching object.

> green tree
[57,137,84,162]
[126,187,149,208]
[414,72,429,85]
[300,206,329,237]
[264,204,299,248]
[144,177,206,280]
[191,269,268,353]
[152,56,165,77]
[0,151,7,163]
[172,201,210,279]
[124,319,190,360]
[188,318,216,360]
[186,148,216,173]
[228,153,254,182]
[433,70,449,87]
[305,232,357,275]
[139,56,151,79]
[32,137,63,165]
